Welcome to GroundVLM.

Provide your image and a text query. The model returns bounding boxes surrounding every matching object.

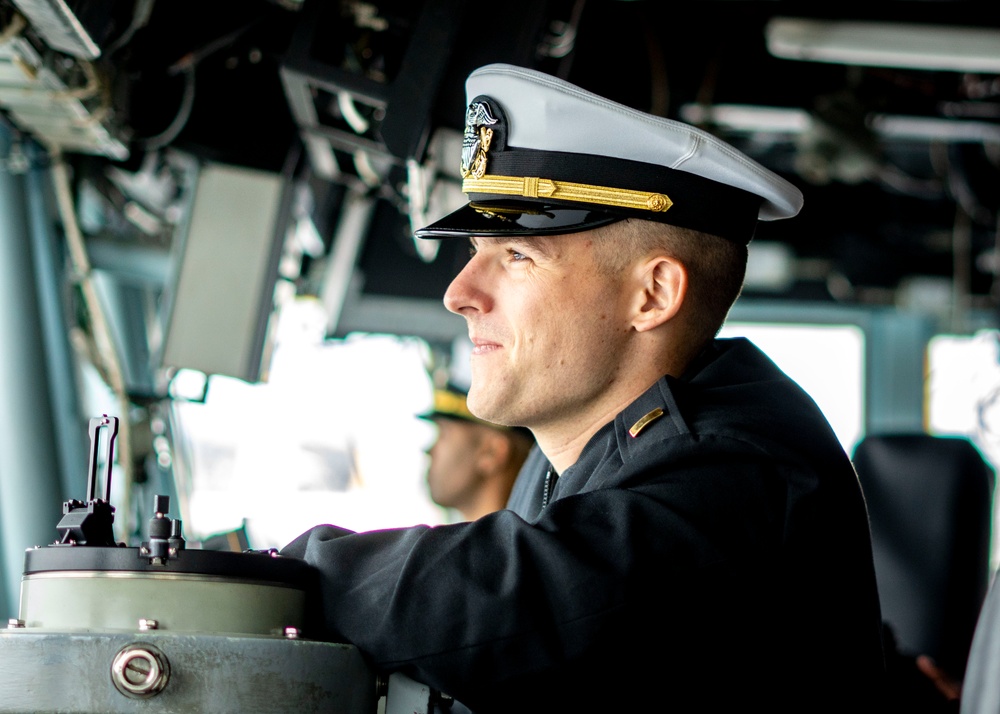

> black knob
[153,495,170,516]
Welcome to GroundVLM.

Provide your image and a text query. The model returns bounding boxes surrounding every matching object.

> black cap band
[417,147,763,243]
[492,148,762,239]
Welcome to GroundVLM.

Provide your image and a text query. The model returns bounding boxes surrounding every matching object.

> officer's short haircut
[592,219,747,343]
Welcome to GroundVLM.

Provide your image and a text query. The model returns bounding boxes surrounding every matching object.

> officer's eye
[507,249,528,262]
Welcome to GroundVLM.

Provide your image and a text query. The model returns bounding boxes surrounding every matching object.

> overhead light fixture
[766,17,1000,73]
[680,104,812,135]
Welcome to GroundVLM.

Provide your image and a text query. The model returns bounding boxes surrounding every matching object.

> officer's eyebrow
[479,235,559,260]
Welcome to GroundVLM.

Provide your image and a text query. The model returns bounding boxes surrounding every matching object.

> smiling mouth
[470,337,502,355]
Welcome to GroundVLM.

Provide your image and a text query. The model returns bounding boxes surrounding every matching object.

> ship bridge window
[169,298,444,550]
[928,330,1000,571]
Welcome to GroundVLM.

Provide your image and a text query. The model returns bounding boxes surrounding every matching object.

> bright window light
[927,330,1000,570]
[719,322,865,453]
[170,298,443,550]
[928,332,1000,441]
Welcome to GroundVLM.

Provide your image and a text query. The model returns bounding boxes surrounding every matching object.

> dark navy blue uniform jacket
[282,337,886,712]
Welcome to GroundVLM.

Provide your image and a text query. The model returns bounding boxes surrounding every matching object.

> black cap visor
[415,200,624,239]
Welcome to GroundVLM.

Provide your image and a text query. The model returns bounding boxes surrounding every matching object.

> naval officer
[284,63,885,712]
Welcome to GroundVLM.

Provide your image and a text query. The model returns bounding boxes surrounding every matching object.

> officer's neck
[534,343,695,473]
[534,385,651,474]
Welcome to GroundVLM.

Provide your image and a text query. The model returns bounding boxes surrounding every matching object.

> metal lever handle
[86,414,119,503]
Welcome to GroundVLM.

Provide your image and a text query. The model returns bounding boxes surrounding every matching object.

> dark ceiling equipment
[278,0,571,182]
[2,0,1000,343]
[280,0,466,179]
[277,0,582,341]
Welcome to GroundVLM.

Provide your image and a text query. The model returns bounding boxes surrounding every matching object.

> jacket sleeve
[279,438,801,709]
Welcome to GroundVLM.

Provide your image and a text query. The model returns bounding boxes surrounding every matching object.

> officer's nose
[444,250,491,316]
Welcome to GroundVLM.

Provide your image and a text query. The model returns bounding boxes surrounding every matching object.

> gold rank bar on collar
[463,174,674,214]
[629,408,665,438]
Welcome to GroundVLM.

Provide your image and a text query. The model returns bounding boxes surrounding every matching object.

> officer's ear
[631,255,687,332]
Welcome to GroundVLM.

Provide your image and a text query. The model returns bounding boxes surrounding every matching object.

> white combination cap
[416,63,804,244]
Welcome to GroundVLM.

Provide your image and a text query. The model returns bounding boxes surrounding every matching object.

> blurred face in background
[425,417,490,513]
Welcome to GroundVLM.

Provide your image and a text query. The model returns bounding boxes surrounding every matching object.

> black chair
[852,433,995,680]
